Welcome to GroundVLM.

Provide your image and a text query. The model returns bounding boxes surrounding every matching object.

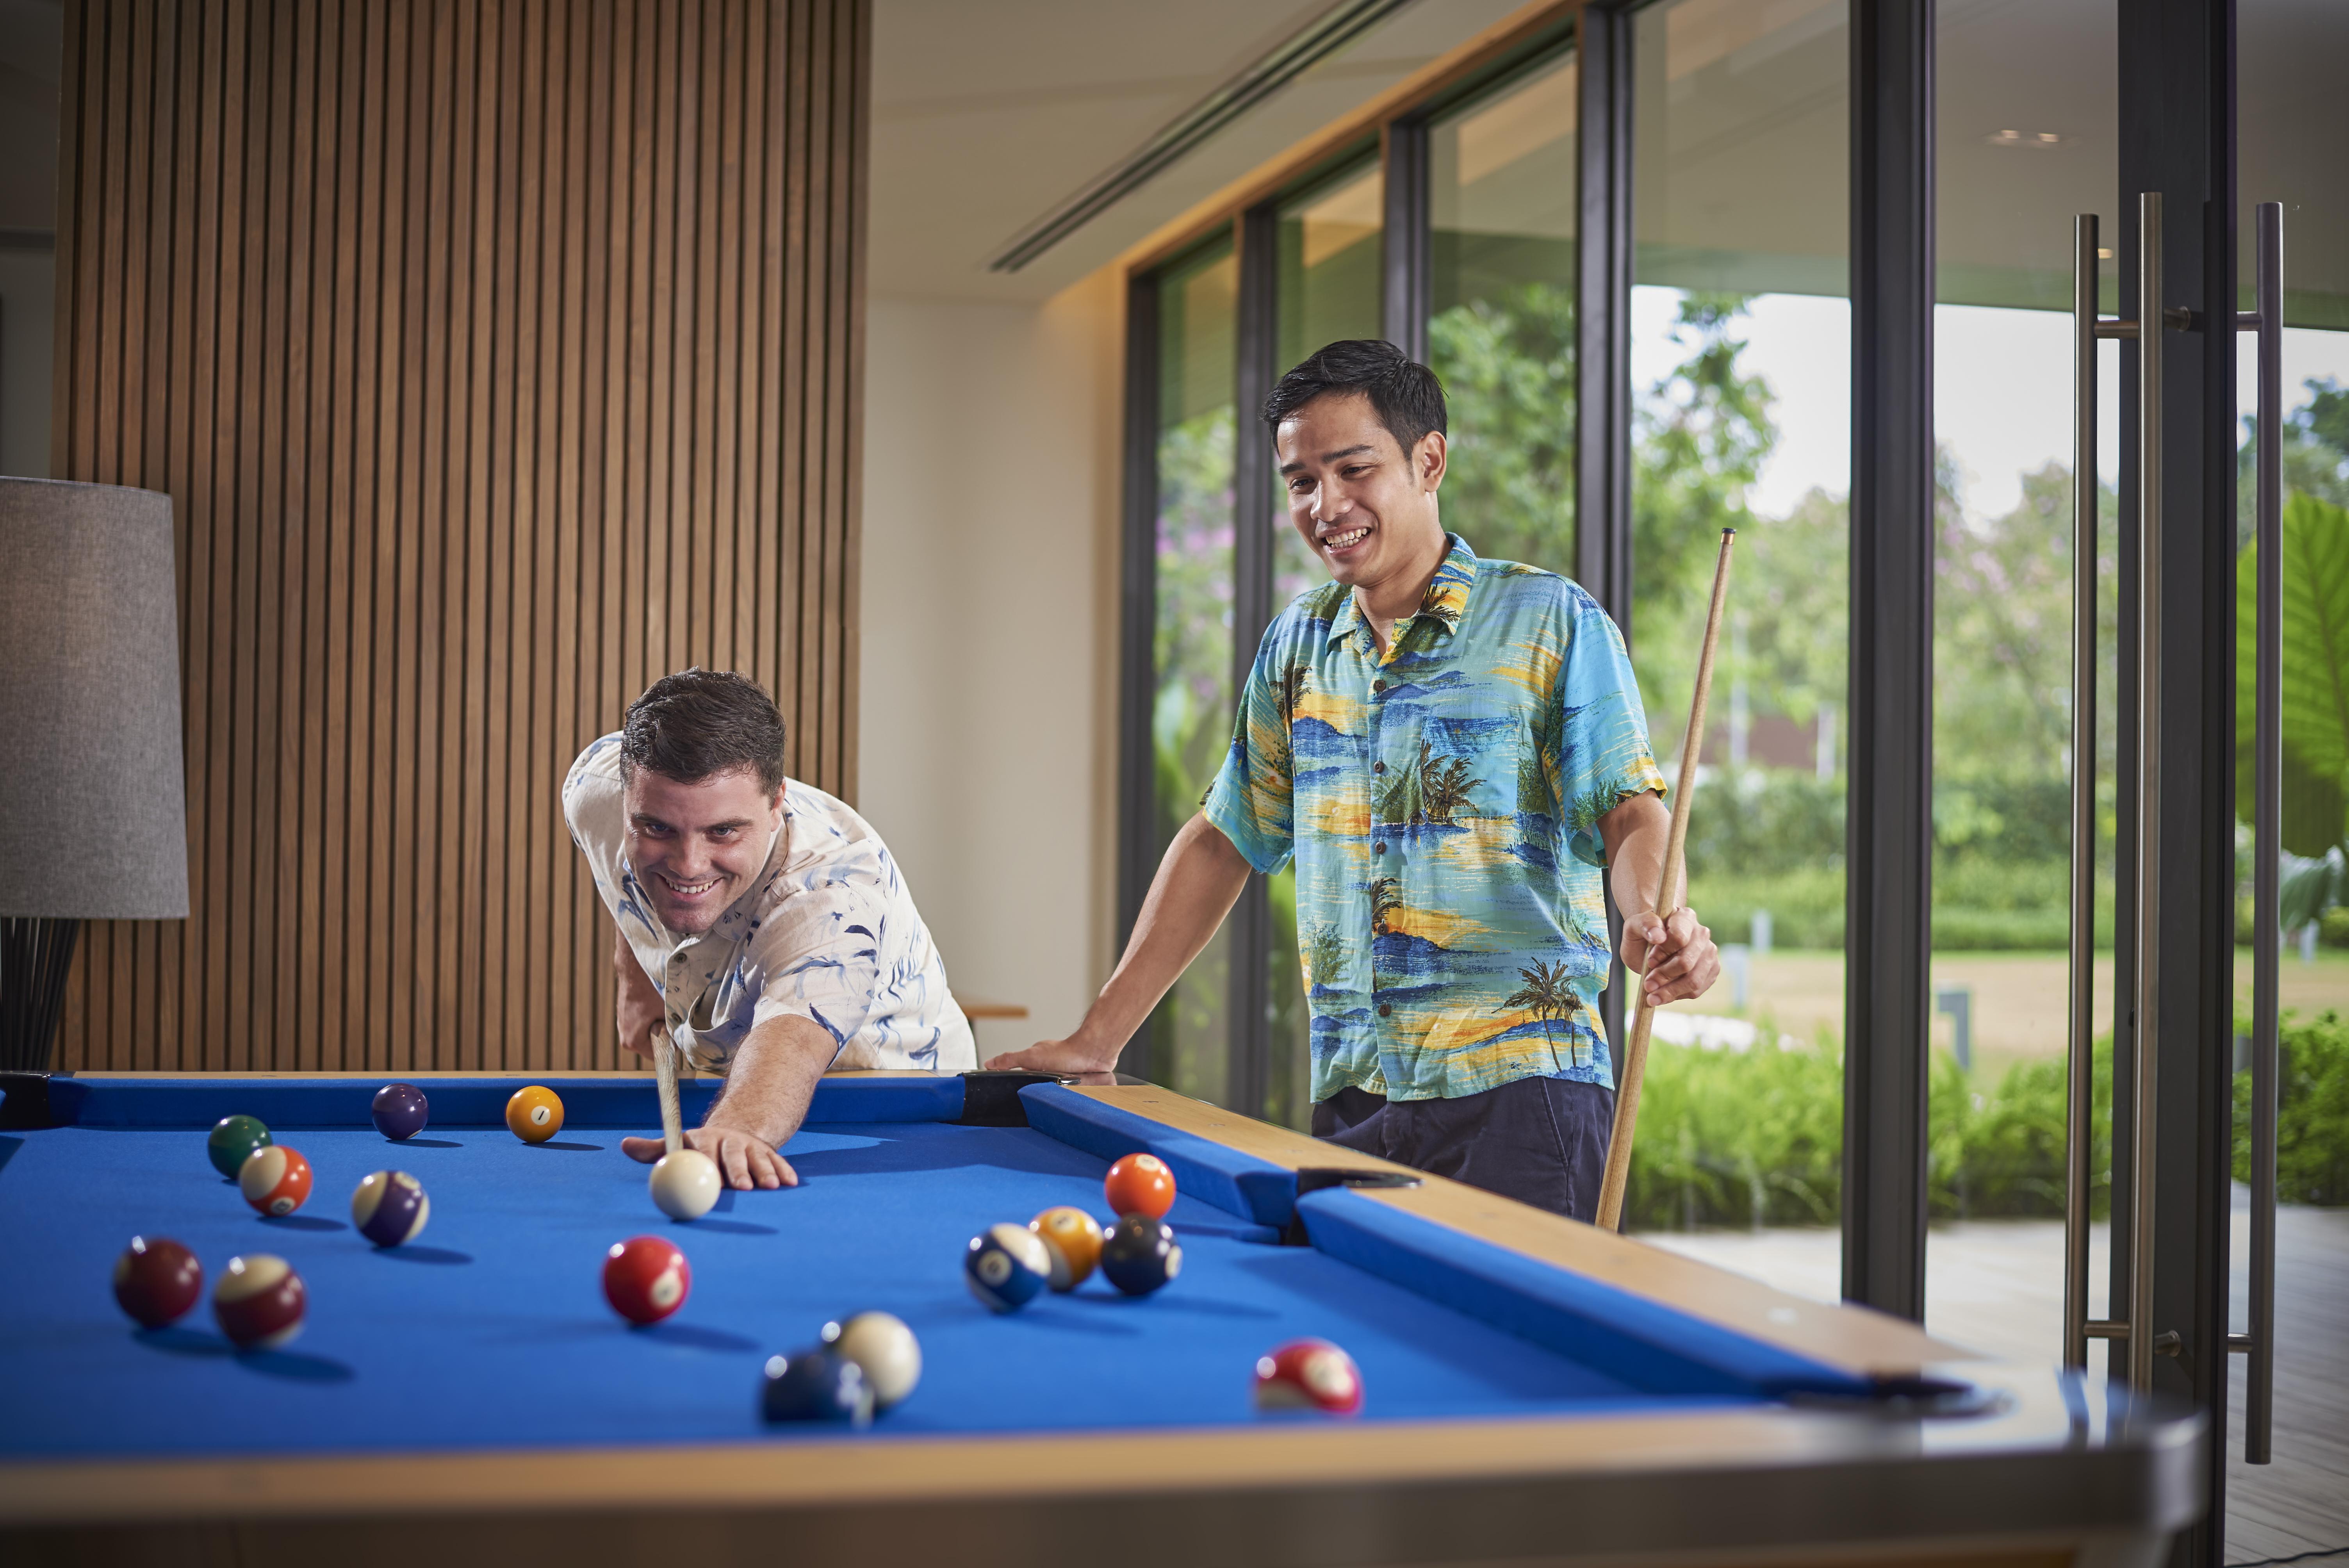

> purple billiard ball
[372,1082,429,1141]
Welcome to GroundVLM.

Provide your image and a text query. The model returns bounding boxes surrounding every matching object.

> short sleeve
[1200,628,1298,875]
[1556,592,1668,869]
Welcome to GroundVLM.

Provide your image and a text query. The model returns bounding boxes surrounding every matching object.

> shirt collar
[1324,533,1479,646]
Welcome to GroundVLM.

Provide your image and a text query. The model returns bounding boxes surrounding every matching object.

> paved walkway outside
[1644,1191,2349,1565]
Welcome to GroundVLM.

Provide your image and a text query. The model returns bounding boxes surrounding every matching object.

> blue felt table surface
[0,1109,1754,1460]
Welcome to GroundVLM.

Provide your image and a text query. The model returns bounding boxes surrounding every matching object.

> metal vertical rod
[2245,197,2283,1464]
[1228,204,1280,1119]
[2064,214,2100,1372]
[2128,190,2164,1394]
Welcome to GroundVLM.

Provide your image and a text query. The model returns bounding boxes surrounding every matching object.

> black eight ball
[1100,1213,1182,1295]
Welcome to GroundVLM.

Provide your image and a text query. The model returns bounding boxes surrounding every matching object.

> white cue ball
[648,1149,722,1221]
[822,1311,921,1410]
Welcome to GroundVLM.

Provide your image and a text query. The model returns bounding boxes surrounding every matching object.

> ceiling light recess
[984,0,1423,274]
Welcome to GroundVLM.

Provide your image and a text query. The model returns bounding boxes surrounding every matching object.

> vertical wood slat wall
[48,0,868,1074]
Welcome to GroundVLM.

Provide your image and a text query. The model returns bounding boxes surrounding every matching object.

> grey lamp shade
[0,478,190,919]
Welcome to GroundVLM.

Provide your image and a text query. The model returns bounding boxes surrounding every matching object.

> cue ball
[371,1082,430,1140]
[1028,1206,1104,1291]
[603,1235,691,1325]
[964,1222,1052,1313]
[1253,1338,1363,1416]
[238,1144,314,1217]
[506,1085,565,1144]
[1100,1213,1182,1295]
[207,1114,272,1178]
[112,1236,203,1328]
[350,1170,431,1247]
[1103,1152,1176,1220]
[648,1149,722,1221]
[213,1253,307,1350]
[821,1311,921,1409]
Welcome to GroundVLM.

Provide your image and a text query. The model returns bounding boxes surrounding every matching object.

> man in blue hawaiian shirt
[994,340,1719,1219]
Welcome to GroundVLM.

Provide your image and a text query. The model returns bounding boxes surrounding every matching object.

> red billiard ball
[112,1236,203,1328]
[603,1235,690,1326]
[214,1254,307,1350]
[1253,1338,1362,1416]
[238,1144,313,1217]
[1104,1152,1175,1220]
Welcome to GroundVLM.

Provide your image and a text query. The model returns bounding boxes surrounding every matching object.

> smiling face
[1274,391,1448,599]
[622,765,784,935]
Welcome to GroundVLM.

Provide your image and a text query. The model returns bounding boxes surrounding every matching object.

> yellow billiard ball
[505,1085,565,1144]
[1029,1206,1104,1292]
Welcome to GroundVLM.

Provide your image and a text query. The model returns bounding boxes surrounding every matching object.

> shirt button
[1378,1003,1393,1017]
[1374,841,1387,854]
[1373,679,1387,693]
[1373,761,1386,774]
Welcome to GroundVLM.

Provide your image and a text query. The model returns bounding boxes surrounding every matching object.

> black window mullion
[1115,271,1163,1080]
[1843,0,1936,1322]
[1576,4,1634,1053]
[1381,118,1430,362]
[1227,205,1281,1118]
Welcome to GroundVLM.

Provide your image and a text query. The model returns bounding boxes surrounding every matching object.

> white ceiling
[868,0,1531,303]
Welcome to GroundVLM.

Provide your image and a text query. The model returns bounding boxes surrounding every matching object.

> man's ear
[1416,429,1449,492]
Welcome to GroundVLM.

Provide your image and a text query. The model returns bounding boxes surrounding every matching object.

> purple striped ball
[350,1170,430,1248]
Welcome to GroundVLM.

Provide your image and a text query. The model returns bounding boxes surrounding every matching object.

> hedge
[1621,1012,2349,1231]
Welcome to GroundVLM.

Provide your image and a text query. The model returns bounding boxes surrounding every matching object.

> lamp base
[1,915,81,1073]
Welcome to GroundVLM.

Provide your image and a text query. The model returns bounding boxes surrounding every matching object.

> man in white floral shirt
[564,669,973,1190]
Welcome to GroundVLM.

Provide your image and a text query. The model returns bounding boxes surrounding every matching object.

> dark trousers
[1311,1075,1616,1221]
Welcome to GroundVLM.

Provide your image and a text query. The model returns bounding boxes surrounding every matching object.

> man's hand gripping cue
[1597,790,1722,1006]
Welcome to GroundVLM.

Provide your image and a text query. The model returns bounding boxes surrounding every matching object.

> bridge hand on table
[620,1125,797,1190]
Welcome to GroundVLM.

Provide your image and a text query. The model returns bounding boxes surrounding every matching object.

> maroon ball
[214,1254,307,1350]
[112,1236,203,1329]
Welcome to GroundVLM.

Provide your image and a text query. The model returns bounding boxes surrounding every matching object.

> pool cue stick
[1595,528,1736,1234]
[653,1023,683,1157]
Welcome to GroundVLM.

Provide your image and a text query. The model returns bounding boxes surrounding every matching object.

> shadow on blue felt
[135,1325,235,1358]
[376,1245,471,1265]
[239,1347,356,1383]
[533,1140,604,1152]
[1168,1219,1284,1244]
[394,1137,463,1149]
[260,1214,345,1232]
[685,1218,777,1236]
[0,1136,20,1180]
[784,1126,1102,1184]
[637,1322,761,1353]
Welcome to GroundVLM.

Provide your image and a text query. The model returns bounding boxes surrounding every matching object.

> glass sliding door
[2230,1,2349,1556]
[1626,0,1852,1277]
[1148,242,1241,1106]
[1428,48,1579,577]
[1921,0,2120,1374]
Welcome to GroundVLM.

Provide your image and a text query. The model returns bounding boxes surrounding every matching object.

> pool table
[0,1070,2200,1567]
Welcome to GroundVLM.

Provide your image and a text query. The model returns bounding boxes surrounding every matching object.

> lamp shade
[0,478,189,919]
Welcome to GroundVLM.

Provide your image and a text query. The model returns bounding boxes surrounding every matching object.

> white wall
[858,270,1125,1052]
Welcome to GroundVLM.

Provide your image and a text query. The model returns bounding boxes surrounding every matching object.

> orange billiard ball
[1029,1206,1104,1291]
[1103,1153,1175,1220]
[506,1085,565,1144]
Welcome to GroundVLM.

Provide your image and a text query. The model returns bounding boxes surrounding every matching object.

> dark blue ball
[1100,1214,1183,1296]
[372,1082,429,1141]
[760,1348,875,1427]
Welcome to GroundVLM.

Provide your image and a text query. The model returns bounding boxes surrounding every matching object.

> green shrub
[1623,1015,2349,1229]
[2234,1011,2349,1204]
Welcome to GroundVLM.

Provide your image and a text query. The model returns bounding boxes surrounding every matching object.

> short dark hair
[620,669,788,794]
[1261,339,1447,456]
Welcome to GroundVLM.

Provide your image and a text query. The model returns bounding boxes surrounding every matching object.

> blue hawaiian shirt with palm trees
[1203,534,1665,1103]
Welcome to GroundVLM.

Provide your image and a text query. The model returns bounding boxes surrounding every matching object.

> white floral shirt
[563,733,974,1075]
